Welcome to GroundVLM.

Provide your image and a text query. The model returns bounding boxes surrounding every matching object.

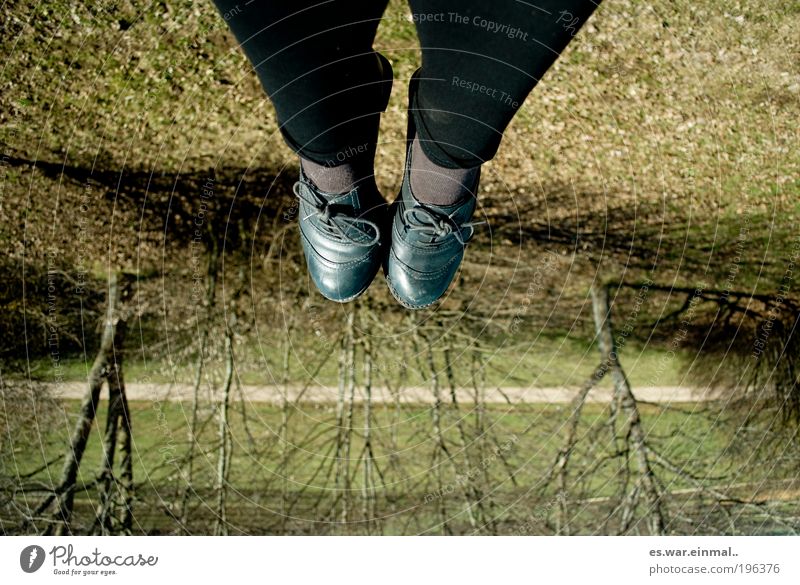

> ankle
[300,153,373,195]
[408,137,480,206]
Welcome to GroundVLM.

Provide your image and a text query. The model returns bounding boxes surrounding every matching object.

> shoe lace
[403,204,486,246]
[293,180,381,247]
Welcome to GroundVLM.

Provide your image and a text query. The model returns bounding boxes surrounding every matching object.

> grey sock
[300,155,372,195]
[409,137,480,206]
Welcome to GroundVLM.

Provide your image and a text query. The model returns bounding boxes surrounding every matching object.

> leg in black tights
[409,1,601,169]
[403,1,600,205]
[212,0,600,184]
[212,0,391,168]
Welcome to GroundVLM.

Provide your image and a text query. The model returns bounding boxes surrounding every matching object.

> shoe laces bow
[403,204,486,246]
[293,180,381,247]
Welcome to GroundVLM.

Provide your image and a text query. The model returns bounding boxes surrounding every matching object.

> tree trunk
[334,310,355,528]
[361,329,375,533]
[92,316,130,535]
[180,237,219,530]
[443,342,495,534]
[590,283,666,535]
[46,271,128,535]
[279,332,291,533]
[552,363,606,535]
[117,380,134,533]
[214,326,234,536]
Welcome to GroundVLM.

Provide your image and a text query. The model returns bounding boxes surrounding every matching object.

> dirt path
[47,382,725,404]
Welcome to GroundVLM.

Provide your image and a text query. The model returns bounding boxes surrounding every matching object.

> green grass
[23,331,691,389]
[3,395,784,535]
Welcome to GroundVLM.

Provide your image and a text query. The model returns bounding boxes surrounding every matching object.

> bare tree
[179,234,219,530]
[591,283,666,535]
[334,309,356,528]
[360,307,378,533]
[443,339,497,534]
[92,315,133,535]
[546,363,607,535]
[214,325,235,536]
[33,272,132,535]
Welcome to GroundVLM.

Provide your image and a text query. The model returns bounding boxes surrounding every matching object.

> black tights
[212,0,600,169]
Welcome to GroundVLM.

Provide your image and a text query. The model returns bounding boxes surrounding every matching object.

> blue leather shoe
[294,170,387,303]
[384,144,483,310]
[294,52,393,303]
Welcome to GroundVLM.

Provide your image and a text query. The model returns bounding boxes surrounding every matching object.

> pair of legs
[213,0,600,306]
[214,0,599,182]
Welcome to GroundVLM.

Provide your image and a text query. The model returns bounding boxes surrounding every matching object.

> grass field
[23,331,693,389]
[4,396,796,535]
